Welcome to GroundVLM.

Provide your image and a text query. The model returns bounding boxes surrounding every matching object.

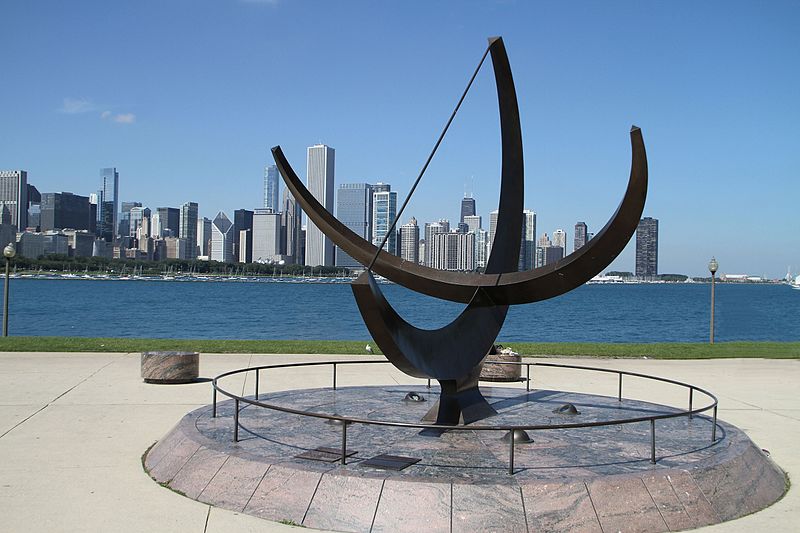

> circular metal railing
[211,359,719,475]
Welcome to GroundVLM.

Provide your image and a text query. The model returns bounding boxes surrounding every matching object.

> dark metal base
[422,368,498,426]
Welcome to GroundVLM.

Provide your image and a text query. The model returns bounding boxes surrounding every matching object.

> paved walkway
[0,352,796,532]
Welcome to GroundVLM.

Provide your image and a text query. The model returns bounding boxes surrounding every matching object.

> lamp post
[3,243,16,337]
[708,257,718,344]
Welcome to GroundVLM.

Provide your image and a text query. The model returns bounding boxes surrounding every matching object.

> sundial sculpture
[272,37,647,426]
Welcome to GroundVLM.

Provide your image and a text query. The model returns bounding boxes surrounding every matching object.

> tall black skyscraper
[233,209,254,263]
[460,195,476,224]
[156,207,180,238]
[635,217,658,278]
[40,192,94,232]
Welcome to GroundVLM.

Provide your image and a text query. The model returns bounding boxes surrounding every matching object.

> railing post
[618,373,623,402]
[650,419,656,464]
[427,378,431,389]
[234,399,240,442]
[526,364,531,392]
[341,421,347,465]
[712,405,718,442]
[508,432,515,475]
[333,363,337,390]
[688,388,693,419]
[212,387,217,418]
[255,368,260,400]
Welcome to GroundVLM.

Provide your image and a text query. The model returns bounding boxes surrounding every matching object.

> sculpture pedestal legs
[422,367,498,426]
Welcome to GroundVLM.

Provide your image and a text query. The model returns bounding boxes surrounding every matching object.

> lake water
[6,278,799,342]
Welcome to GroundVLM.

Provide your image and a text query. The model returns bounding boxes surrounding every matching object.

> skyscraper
[399,217,420,264]
[155,207,180,238]
[635,217,659,278]
[488,210,499,260]
[574,222,588,252]
[463,215,481,233]
[210,211,234,263]
[180,202,199,260]
[372,183,397,255]
[233,209,254,263]
[305,144,335,266]
[118,201,142,238]
[552,228,567,252]
[520,210,537,270]
[336,183,373,268]
[39,192,93,232]
[130,207,150,240]
[98,168,119,241]
[475,229,488,269]
[460,195,476,224]
[0,170,29,230]
[424,219,449,267]
[263,164,280,212]
[430,231,475,271]
[253,208,282,262]
[197,216,212,257]
[281,188,302,264]
[27,184,41,231]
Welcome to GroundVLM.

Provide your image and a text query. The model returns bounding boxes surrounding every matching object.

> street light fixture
[3,243,16,337]
[708,257,718,344]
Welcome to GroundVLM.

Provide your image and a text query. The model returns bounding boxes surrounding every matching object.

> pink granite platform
[144,385,787,532]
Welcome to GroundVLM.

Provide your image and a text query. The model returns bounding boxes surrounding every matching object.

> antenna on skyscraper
[464,176,474,198]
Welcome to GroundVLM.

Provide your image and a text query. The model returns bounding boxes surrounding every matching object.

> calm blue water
[5,278,799,342]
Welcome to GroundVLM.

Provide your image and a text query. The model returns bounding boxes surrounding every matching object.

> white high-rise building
[430,231,475,271]
[0,170,28,229]
[399,217,419,264]
[488,210,499,260]
[553,228,567,252]
[463,214,481,233]
[210,211,234,263]
[424,219,449,267]
[305,144,335,266]
[253,208,282,262]
[475,228,488,269]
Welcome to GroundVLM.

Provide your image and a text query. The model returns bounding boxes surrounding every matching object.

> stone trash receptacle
[141,351,199,384]
[480,345,522,382]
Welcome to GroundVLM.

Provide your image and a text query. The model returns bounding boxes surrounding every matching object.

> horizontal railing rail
[211,359,719,474]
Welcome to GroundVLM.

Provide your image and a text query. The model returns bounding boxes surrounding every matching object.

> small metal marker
[325,416,349,426]
[403,392,426,402]
[553,403,581,415]
[501,429,534,443]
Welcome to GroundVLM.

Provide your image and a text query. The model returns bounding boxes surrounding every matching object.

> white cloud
[113,113,136,124]
[62,98,135,124]
[59,97,98,114]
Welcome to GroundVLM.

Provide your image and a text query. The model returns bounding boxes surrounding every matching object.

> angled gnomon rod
[367,41,493,272]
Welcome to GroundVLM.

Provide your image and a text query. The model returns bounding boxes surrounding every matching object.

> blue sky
[1,1,798,277]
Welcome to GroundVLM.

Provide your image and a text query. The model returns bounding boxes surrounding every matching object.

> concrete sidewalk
[0,352,796,532]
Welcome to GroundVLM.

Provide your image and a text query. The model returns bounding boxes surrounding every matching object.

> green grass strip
[0,337,797,359]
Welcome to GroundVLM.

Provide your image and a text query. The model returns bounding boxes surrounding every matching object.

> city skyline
[2,2,798,277]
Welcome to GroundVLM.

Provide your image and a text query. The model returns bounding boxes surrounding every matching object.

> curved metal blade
[273,126,647,306]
